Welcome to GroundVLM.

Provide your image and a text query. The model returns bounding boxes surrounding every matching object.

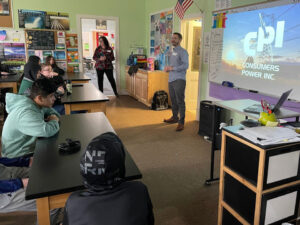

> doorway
[181,17,202,116]
[77,15,119,96]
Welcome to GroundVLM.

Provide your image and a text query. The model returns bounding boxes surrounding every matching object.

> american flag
[175,0,194,19]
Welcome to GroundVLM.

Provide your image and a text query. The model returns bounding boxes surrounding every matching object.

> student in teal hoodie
[1,78,60,158]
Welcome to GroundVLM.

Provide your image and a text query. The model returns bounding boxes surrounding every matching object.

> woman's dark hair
[29,78,57,99]
[45,55,56,66]
[24,56,41,81]
[28,55,41,65]
[99,36,110,48]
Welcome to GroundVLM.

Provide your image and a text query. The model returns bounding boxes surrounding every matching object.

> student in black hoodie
[45,55,65,75]
[63,132,154,225]
[18,55,41,94]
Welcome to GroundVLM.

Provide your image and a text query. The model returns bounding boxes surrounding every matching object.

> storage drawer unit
[218,128,300,225]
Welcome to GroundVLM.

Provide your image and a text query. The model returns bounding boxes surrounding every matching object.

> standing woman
[45,55,65,75]
[18,55,41,94]
[93,36,118,97]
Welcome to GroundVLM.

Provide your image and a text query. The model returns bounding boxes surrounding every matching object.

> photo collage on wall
[150,10,173,70]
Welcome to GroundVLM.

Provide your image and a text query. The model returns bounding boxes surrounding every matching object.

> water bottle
[66,80,72,95]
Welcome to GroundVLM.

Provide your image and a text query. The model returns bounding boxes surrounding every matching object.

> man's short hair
[173,32,183,40]
[29,78,57,99]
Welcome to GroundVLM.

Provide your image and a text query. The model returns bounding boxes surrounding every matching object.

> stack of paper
[237,127,300,145]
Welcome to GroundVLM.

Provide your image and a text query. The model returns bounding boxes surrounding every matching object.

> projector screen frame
[209,0,300,101]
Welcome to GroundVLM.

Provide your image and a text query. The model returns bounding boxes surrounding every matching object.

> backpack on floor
[151,90,168,110]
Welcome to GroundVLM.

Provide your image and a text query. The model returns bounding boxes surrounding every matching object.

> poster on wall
[18,10,47,29]
[96,19,107,30]
[66,34,78,49]
[48,12,69,30]
[150,9,173,70]
[53,50,66,60]
[0,0,9,15]
[0,29,25,43]
[18,10,70,30]
[3,43,26,60]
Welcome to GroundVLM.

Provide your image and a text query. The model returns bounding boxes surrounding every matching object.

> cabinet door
[135,73,148,105]
[141,77,148,102]
[135,75,142,99]
[125,72,134,96]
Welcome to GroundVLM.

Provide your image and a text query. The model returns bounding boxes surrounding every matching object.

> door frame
[180,12,204,120]
[76,15,120,92]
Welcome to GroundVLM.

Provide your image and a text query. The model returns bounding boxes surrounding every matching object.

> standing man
[164,32,189,131]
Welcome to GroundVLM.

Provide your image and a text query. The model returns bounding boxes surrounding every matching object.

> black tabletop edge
[25,185,84,200]
[62,98,109,104]
[25,174,142,200]
[71,78,91,81]
[0,73,23,82]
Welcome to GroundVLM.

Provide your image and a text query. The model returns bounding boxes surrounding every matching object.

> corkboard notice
[0,0,13,28]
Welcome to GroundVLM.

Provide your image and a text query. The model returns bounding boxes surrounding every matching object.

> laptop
[243,89,292,114]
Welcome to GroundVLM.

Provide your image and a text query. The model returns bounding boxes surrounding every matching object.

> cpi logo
[244,21,285,56]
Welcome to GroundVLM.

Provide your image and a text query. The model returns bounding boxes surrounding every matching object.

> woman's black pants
[96,69,118,96]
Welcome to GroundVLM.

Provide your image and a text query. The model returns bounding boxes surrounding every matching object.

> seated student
[20,64,66,115]
[63,132,154,225]
[19,64,59,95]
[18,55,41,94]
[40,63,59,78]
[45,55,65,75]
[1,78,60,158]
[0,156,35,212]
[0,156,64,224]
[51,75,66,115]
[37,64,66,115]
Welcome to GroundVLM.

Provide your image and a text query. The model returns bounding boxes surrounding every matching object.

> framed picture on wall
[0,0,9,15]
[54,50,66,60]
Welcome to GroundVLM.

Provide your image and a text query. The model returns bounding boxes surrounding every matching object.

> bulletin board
[149,9,173,70]
[0,0,13,28]
[25,29,67,66]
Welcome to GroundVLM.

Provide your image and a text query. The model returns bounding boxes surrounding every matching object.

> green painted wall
[11,0,146,89]
[145,0,267,100]
[10,0,269,98]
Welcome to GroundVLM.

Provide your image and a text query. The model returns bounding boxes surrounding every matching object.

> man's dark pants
[168,79,186,125]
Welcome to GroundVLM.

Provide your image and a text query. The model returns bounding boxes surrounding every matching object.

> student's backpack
[151,90,168,110]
